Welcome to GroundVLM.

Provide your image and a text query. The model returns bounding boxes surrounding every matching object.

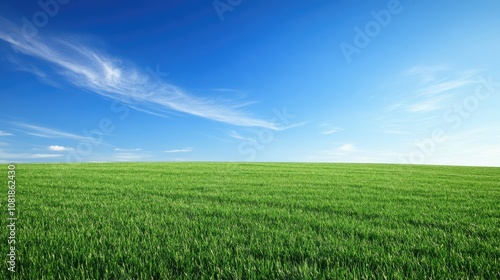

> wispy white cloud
[322,128,341,135]
[308,152,403,164]
[62,151,152,162]
[109,152,151,161]
[0,18,285,130]
[228,130,247,140]
[309,144,403,163]
[170,157,189,161]
[114,148,142,152]
[11,122,88,140]
[338,143,356,152]
[384,103,404,112]
[6,56,61,87]
[319,122,342,135]
[414,79,474,97]
[379,66,487,136]
[0,130,13,136]
[404,65,448,85]
[164,147,193,153]
[407,102,438,113]
[48,145,73,151]
[386,67,481,114]
[0,150,63,159]
[316,143,357,158]
[406,95,449,113]
[279,121,308,130]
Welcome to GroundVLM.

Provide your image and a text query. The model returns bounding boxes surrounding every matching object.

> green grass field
[3,163,500,279]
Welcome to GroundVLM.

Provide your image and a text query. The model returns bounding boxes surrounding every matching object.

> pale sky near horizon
[1,0,499,166]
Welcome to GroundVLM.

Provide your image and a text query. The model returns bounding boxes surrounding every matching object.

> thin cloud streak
[338,143,356,152]
[319,123,342,135]
[0,150,63,159]
[403,65,449,85]
[380,66,486,134]
[110,153,151,161]
[164,147,193,153]
[114,148,142,152]
[228,130,247,140]
[48,145,73,151]
[11,122,88,141]
[0,18,284,130]
[406,95,449,113]
[322,128,341,135]
[414,79,474,97]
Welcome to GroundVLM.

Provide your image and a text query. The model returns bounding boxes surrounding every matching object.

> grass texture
[2,162,499,279]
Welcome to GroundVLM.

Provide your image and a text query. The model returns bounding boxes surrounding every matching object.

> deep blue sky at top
[0,0,499,165]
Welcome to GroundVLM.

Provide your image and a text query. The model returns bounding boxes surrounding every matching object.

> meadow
[2,162,499,279]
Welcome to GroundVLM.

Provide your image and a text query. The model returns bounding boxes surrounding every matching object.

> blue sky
[1,0,500,166]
